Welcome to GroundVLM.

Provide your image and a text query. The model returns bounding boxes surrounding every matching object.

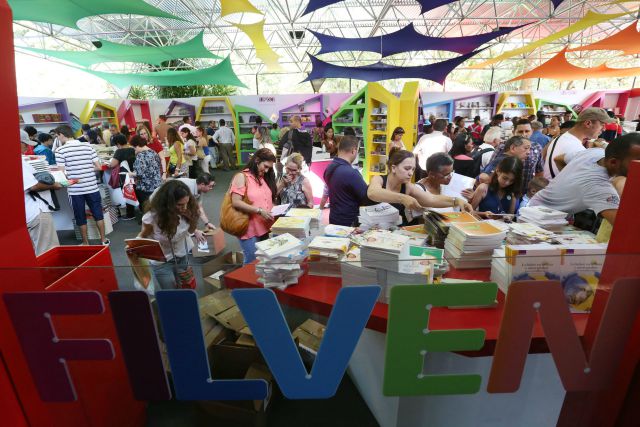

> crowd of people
[19,105,640,287]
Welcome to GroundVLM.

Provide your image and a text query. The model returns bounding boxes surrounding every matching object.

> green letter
[383,283,497,396]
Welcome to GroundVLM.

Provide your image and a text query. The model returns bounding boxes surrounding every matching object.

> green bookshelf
[233,104,273,164]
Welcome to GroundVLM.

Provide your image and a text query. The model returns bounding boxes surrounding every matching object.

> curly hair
[245,148,277,200]
[147,180,199,239]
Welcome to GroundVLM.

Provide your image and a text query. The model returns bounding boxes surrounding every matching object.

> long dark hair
[489,156,523,197]
[180,128,196,142]
[245,148,277,200]
[167,127,181,146]
[148,180,200,239]
[449,133,473,157]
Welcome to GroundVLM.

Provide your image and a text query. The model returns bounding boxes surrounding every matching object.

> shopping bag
[123,175,139,207]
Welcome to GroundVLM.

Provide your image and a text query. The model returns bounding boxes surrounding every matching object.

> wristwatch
[257,208,263,215]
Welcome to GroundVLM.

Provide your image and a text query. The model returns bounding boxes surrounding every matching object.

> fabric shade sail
[220,0,262,18]
[304,49,482,84]
[303,0,453,16]
[80,57,246,88]
[8,0,182,29]
[309,24,525,57]
[568,21,640,55]
[473,11,630,68]
[232,19,282,71]
[509,48,640,82]
[18,32,220,67]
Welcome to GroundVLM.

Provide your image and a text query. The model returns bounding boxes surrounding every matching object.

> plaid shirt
[482,142,543,193]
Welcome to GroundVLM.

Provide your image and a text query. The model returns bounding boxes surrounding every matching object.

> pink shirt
[230,171,274,240]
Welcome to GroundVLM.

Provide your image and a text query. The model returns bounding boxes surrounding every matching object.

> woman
[129,135,163,211]
[470,156,522,215]
[136,124,163,154]
[167,128,184,177]
[228,148,277,264]
[277,153,314,209]
[136,180,205,290]
[120,125,131,141]
[255,126,277,157]
[390,127,406,150]
[453,117,467,137]
[87,129,101,145]
[312,119,324,148]
[110,133,137,220]
[195,125,210,175]
[367,148,473,226]
[180,128,199,178]
[322,127,338,157]
[469,116,483,141]
[448,133,477,178]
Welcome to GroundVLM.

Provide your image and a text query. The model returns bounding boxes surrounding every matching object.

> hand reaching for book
[401,195,423,212]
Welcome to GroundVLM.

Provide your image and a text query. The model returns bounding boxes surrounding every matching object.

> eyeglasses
[286,167,299,173]
[437,171,453,179]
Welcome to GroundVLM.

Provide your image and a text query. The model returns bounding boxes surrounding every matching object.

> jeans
[152,255,188,290]
[238,233,269,265]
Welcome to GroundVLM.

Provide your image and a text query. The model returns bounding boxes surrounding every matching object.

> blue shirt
[479,189,519,214]
[324,157,369,226]
[34,144,55,165]
[530,130,550,148]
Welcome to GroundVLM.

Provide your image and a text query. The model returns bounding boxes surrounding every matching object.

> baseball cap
[577,107,615,124]
[20,129,36,146]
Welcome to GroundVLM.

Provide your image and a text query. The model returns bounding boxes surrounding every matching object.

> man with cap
[543,107,614,180]
[20,129,37,155]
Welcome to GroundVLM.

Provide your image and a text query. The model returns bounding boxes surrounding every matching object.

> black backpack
[470,147,495,177]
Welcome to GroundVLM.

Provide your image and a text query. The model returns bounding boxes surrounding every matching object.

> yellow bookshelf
[78,101,119,137]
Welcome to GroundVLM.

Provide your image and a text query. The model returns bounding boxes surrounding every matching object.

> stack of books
[324,224,355,238]
[307,236,351,277]
[271,216,311,239]
[255,234,306,290]
[506,222,556,245]
[359,230,411,272]
[445,222,507,269]
[286,208,322,230]
[358,203,401,229]
[424,211,479,248]
[518,206,568,231]
[341,247,380,288]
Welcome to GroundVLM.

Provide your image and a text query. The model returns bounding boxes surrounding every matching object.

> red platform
[224,263,588,355]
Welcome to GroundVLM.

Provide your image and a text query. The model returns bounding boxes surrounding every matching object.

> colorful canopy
[18,32,220,67]
[303,0,453,16]
[232,19,282,72]
[80,57,246,88]
[310,24,525,57]
[568,21,640,55]
[509,48,640,82]
[304,49,482,84]
[8,0,182,29]
[220,0,262,18]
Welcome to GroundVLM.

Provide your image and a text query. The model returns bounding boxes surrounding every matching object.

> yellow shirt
[169,141,184,165]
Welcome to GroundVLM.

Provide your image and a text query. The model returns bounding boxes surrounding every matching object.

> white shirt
[22,158,48,223]
[413,131,453,170]
[142,211,194,262]
[55,140,100,195]
[212,126,235,145]
[178,123,198,135]
[543,131,585,180]
[476,143,495,169]
[258,142,277,157]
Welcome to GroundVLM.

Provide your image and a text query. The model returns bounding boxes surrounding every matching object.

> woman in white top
[255,126,277,157]
[179,128,198,178]
[135,180,205,290]
[390,127,406,150]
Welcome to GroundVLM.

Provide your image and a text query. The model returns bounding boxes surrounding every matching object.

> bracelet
[451,197,458,208]
[256,207,262,215]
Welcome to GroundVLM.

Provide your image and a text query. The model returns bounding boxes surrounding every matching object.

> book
[358,203,401,229]
[286,208,322,229]
[324,224,355,238]
[270,203,290,217]
[308,236,351,277]
[255,233,304,259]
[271,216,311,239]
[125,238,166,262]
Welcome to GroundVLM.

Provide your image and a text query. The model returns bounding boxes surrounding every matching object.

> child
[470,156,523,215]
[520,176,549,209]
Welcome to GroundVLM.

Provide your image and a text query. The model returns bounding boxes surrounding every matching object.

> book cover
[308,236,350,254]
[272,216,311,229]
[324,224,355,238]
[450,221,505,238]
[286,208,322,219]
[255,233,303,258]
[360,203,399,218]
[431,211,479,225]
[125,238,166,262]
[359,230,410,253]
[408,245,444,264]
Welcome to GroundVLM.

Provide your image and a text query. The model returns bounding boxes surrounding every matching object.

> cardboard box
[203,270,225,290]
[192,228,226,258]
[199,290,251,334]
[236,334,256,347]
[202,251,244,289]
[292,319,326,356]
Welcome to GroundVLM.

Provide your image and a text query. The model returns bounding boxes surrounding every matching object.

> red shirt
[147,138,164,154]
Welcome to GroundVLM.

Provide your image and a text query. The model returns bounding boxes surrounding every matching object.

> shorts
[70,191,104,226]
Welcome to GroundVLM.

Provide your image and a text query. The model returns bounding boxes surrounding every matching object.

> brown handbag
[219,173,252,237]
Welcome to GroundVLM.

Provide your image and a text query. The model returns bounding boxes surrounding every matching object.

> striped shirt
[56,140,100,195]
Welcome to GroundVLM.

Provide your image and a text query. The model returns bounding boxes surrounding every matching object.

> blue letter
[156,290,267,400]
[232,286,380,399]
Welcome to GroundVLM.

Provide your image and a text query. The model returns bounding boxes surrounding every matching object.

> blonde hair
[136,124,152,138]
[286,152,304,169]
[484,127,502,143]
[291,115,302,124]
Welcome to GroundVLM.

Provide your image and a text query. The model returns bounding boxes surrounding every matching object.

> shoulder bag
[219,173,252,237]
[169,239,196,289]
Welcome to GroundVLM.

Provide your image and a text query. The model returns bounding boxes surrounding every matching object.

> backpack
[470,147,494,177]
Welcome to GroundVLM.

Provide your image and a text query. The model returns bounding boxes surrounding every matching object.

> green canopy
[19,32,221,66]
[81,57,247,89]
[8,0,183,29]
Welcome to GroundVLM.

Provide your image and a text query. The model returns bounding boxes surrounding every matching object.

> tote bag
[219,173,251,237]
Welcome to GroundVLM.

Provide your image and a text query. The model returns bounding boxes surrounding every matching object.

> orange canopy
[568,21,640,55]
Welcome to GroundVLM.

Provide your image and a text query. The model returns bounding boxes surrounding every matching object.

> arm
[174,147,183,174]
[110,158,120,168]
[469,183,488,210]
[600,209,617,225]
[366,176,423,211]
[302,177,314,208]
[30,182,62,192]
[407,183,473,212]
[554,154,567,171]
[212,130,220,144]
[93,160,103,171]
[230,173,274,221]
[138,223,154,239]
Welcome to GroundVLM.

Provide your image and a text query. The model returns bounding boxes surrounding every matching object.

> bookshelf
[78,101,119,137]
[163,100,196,127]
[18,98,70,130]
[422,100,454,122]
[117,100,152,132]
[233,104,272,164]
[278,94,324,130]
[452,93,497,124]
[579,90,631,117]
[535,98,577,119]
[496,92,536,117]
[398,82,420,150]
[195,96,235,128]
[332,86,367,171]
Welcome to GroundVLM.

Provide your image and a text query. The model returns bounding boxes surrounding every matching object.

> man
[562,111,574,123]
[23,125,39,143]
[101,123,112,146]
[212,118,236,170]
[22,156,61,255]
[20,129,37,154]
[481,114,504,138]
[155,115,170,142]
[324,136,420,226]
[78,124,91,143]
[543,107,613,180]
[476,127,501,170]
[152,173,217,230]
[179,115,197,135]
[54,125,109,246]
[413,119,452,177]
[35,133,56,165]
[530,133,640,225]
[206,120,217,137]
[109,123,120,146]
[529,121,551,148]
[279,115,313,165]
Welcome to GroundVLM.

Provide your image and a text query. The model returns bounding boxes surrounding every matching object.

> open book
[125,238,166,262]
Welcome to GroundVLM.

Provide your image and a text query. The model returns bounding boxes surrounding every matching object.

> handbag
[169,239,196,290]
[123,175,139,207]
[219,173,252,237]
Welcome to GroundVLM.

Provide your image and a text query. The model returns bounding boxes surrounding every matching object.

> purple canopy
[309,24,525,57]
[303,0,452,16]
[303,49,484,85]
